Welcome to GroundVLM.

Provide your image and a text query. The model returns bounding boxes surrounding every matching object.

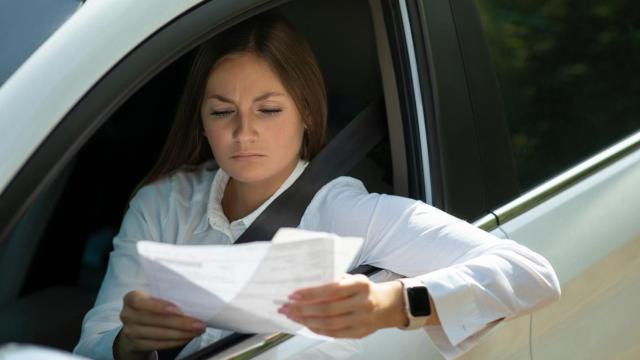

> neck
[222,160,299,222]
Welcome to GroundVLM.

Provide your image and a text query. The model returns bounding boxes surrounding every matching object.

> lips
[231,152,265,160]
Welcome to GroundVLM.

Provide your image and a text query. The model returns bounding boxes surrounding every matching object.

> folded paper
[137,228,363,337]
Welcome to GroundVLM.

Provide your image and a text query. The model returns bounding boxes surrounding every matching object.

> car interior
[0,0,405,353]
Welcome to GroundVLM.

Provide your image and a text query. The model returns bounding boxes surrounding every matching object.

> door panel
[498,148,640,359]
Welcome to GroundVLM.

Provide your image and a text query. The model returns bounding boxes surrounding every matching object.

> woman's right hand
[115,290,207,359]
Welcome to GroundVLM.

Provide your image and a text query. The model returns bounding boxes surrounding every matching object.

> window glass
[477,1,640,191]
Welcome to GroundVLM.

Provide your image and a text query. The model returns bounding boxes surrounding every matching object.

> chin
[224,165,273,185]
[230,173,271,185]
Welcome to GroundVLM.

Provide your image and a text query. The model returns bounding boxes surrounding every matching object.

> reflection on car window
[0,0,80,85]
[477,0,640,191]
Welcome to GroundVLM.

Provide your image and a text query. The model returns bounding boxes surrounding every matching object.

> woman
[74,14,560,360]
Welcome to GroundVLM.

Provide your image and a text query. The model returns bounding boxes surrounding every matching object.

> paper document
[136,228,363,337]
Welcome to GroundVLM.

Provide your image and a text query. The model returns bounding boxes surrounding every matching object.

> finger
[123,290,182,315]
[282,292,369,317]
[123,323,203,341]
[293,312,361,331]
[121,307,206,332]
[289,275,369,303]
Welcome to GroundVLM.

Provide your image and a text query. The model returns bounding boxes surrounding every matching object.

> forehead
[205,52,286,93]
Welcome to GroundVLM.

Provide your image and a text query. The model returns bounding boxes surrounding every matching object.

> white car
[1,0,638,359]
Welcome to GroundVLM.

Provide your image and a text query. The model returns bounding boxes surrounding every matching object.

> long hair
[132,14,327,197]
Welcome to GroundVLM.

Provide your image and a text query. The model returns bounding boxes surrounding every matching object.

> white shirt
[73,159,561,360]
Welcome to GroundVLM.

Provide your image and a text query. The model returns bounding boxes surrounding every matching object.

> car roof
[0,0,203,194]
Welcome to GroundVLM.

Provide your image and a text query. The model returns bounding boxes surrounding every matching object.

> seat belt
[159,100,386,360]
[234,99,386,245]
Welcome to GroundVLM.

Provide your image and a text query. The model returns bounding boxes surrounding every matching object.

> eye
[260,108,282,116]
[210,110,234,118]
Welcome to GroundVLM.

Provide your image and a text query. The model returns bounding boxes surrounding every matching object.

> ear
[302,113,311,131]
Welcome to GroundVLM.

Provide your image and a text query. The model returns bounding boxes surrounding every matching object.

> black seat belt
[160,99,386,360]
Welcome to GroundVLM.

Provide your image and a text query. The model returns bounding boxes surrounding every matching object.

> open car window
[0,0,412,357]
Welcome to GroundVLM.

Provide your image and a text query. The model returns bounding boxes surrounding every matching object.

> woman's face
[201,52,305,186]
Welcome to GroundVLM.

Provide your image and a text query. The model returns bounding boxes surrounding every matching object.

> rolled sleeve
[417,269,505,359]
[418,269,482,347]
[73,320,121,360]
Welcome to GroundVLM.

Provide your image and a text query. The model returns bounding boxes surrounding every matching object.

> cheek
[268,119,304,151]
[203,123,230,153]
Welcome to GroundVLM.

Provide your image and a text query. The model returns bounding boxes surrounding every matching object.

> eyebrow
[206,92,285,103]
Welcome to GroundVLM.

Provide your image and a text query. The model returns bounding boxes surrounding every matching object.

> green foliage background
[477,0,640,190]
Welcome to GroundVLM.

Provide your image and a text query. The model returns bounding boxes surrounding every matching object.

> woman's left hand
[278,274,408,338]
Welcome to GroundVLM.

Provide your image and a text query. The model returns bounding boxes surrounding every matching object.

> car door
[467,1,640,359]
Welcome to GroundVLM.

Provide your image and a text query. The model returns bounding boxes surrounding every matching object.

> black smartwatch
[398,278,431,329]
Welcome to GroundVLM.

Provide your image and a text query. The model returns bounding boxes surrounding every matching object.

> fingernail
[288,293,302,301]
[165,306,182,315]
[192,321,206,330]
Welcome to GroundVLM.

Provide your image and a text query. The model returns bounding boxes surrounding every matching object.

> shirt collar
[206,159,309,241]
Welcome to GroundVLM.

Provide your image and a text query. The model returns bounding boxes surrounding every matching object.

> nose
[232,110,258,143]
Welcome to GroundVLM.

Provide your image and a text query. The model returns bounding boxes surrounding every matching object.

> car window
[0,0,81,85]
[476,0,640,192]
[0,0,395,355]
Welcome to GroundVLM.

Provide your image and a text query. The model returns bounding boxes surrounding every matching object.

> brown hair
[133,14,327,196]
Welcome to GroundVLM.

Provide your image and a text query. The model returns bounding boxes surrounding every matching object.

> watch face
[407,286,431,317]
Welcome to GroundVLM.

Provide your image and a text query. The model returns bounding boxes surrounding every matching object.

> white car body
[1,0,638,359]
